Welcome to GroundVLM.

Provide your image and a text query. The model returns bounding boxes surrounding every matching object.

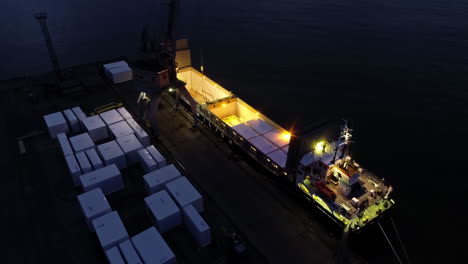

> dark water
[2,0,467,263]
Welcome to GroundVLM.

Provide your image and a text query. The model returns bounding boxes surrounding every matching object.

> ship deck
[0,61,368,264]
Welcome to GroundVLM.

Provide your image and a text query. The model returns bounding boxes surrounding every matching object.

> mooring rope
[378,221,403,264]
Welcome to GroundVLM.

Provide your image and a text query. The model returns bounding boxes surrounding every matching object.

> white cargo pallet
[69,133,95,153]
[138,149,158,173]
[145,190,181,233]
[127,118,150,147]
[143,164,181,195]
[119,240,143,264]
[131,227,176,264]
[93,211,129,251]
[107,66,133,84]
[183,204,211,247]
[165,176,203,213]
[82,115,108,142]
[116,134,143,165]
[85,148,103,170]
[77,188,112,231]
[146,145,167,168]
[97,140,127,169]
[76,151,92,174]
[71,106,87,130]
[43,111,69,139]
[80,164,123,195]
[109,120,134,139]
[57,133,73,157]
[100,109,124,126]
[65,154,81,186]
[63,109,80,133]
[105,246,125,264]
[117,107,132,120]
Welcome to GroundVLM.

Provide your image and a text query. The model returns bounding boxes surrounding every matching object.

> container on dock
[105,246,125,264]
[143,164,181,195]
[63,109,80,133]
[77,188,112,231]
[117,107,132,120]
[183,204,211,247]
[76,151,92,174]
[138,149,158,173]
[69,132,95,153]
[82,115,108,142]
[71,106,87,126]
[85,148,103,170]
[126,118,150,147]
[131,227,176,264]
[43,111,69,139]
[65,154,81,186]
[97,140,127,169]
[107,66,133,84]
[100,109,124,126]
[109,120,134,139]
[103,61,128,71]
[80,164,123,195]
[145,190,181,233]
[165,176,203,213]
[146,145,167,168]
[57,133,73,157]
[93,211,129,251]
[118,240,142,264]
[247,135,278,155]
[116,134,144,165]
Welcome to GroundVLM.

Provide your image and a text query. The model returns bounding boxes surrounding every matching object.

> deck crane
[132,0,199,136]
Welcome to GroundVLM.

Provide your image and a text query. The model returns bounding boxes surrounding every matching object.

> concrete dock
[0,62,371,263]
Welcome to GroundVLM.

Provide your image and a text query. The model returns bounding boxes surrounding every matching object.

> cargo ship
[162,65,395,232]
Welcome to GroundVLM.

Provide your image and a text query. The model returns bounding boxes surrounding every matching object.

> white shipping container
[145,190,181,233]
[65,154,81,186]
[80,164,123,195]
[116,134,143,165]
[100,109,124,126]
[69,133,95,153]
[43,111,69,139]
[127,118,150,147]
[131,227,176,264]
[165,177,203,213]
[57,133,73,157]
[119,240,143,264]
[183,205,211,247]
[143,164,181,195]
[138,149,158,173]
[146,145,167,168]
[109,120,134,139]
[82,115,108,142]
[93,211,129,251]
[97,140,127,169]
[85,148,103,170]
[63,109,80,133]
[76,151,92,174]
[77,188,112,231]
[117,107,132,120]
[105,247,125,264]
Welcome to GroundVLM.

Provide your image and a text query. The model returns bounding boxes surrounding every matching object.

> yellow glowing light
[282,132,291,140]
[222,103,227,107]
[255,112,259,116]
[315,142,325,152]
